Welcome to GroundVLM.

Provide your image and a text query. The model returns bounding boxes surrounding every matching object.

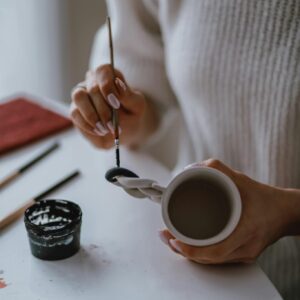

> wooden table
[0,94,282,300]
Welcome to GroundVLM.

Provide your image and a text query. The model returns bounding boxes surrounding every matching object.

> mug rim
[161,167,242,246]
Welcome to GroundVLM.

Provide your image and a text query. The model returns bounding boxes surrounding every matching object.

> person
[70,1,300,299]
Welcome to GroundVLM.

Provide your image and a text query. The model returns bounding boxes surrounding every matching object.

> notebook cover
[0,97,73,155]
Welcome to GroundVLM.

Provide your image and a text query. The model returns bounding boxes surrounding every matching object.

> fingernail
[115,78,126,91]
[107,121,122,135]
[169,239,182,253]
[158,231,169,245]
[93,128,105,136]
[96,121,109,135]
[107,93,120,109]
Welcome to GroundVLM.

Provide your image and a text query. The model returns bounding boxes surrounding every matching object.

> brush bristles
[115,139,120,167]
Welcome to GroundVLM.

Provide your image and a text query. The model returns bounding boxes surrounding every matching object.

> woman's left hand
[159,158,291,264]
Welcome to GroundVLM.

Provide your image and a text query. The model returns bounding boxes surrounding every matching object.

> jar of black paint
[24,199,82,260]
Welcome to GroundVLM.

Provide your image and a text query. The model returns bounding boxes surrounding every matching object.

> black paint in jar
[24,199,82,260]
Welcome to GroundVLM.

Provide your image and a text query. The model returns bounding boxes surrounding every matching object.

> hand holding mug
[160,159,291,264]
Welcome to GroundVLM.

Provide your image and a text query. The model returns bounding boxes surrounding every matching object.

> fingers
[71,86,110,135]
[79,126,114,150]
[71,65,147,148]
[85,76,112,133]
[159,229,175,241]
[202,159,238,180]
[115,77,127,93]
[159,230,183,254]
[159,229,244,263]
[192,257,253,265]
[95,65,121,109]
[94,64,145,114]
[185,159,241,183]
[169,240,234,261]
[114,75,144,114]
[159,232,255,264]
[167,238,249,264]
[70,105,102,136]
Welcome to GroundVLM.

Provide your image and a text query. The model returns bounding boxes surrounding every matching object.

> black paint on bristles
[116,146,120,167]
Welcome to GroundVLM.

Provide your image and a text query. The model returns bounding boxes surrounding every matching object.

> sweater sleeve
[89,0,182,170]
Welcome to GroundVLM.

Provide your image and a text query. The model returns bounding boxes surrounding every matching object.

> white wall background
[0,0,106,102]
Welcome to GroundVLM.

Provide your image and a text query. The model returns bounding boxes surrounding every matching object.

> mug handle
[105,167,166,203]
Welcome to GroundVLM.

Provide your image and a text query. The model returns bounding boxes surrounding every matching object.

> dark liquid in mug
[168,178,231,240]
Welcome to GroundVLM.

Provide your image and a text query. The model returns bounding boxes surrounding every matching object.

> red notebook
[0,97,73,155]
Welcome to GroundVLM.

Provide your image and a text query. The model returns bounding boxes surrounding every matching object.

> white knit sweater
[90,1,300,299]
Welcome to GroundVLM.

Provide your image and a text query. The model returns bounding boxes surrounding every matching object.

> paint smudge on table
[88,244,99,250]
[0,278,7,289]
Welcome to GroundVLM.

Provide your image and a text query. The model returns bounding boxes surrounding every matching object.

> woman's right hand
[70,64,157,149]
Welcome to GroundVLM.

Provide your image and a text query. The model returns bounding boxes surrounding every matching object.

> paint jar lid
[24,199,82,260]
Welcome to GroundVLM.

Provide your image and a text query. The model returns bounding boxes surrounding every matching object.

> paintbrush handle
[0,171,19,189]
[19,142,59,173]
[0,199,34,230]
[0,142,59,190]
[34,171,80,201]
[107,16,121,167]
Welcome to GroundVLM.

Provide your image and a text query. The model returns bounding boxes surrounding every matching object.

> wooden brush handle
[0,171,19,189]
[0,199,34,230]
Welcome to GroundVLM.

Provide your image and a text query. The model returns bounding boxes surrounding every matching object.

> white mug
[161,167,242,246]
[111,166,242,247]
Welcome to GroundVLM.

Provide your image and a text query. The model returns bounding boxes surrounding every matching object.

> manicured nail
[115,78,126,91]
[158,231,169,245]
[107,121,122,135]
[93,128,105,136]
[107,93,120,109]
[96,121,109,135]
[169,239,182,253]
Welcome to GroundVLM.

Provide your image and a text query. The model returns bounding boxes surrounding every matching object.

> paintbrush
[107,16,120,168]
[0,142,59,190]
[0,170,80,231]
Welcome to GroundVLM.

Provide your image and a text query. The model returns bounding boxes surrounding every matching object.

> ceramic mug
[161,166,242,246]
[106,165,242,247]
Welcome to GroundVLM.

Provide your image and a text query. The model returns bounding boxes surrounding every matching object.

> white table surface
[0,94,282,300]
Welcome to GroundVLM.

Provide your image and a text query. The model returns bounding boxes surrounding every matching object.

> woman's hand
[159,159,296,264]
[70,64,158,149]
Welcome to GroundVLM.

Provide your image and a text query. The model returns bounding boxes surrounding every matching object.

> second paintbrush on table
[0,142,59,190]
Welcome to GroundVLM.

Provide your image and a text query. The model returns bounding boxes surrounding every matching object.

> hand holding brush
[70,23,158,155]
